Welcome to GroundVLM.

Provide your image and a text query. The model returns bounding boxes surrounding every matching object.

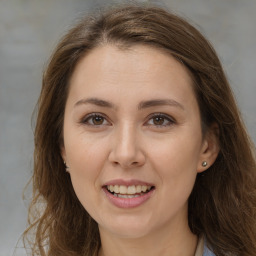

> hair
[23,4,256,256]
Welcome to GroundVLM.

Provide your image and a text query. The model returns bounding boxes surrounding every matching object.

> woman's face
[62,45,213,238]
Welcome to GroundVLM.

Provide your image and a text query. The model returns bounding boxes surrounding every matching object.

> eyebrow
[74,97,184,110]
[138,99,184,110]
[74,98,115,108]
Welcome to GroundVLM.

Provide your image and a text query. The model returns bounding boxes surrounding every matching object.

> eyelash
[146,113,175,127]
[80,113,175,128]
[80,113,110,126]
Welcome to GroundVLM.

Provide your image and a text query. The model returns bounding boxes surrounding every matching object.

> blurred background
[0,0,255,255]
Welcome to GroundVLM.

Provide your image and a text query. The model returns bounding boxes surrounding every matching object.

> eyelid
[80,112,111,126]
[145,113,176,126]
[79,112,175,127]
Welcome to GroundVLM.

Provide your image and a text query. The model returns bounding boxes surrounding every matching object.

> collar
[195,236,216,256]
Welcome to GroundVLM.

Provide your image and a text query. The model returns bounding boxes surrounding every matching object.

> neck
[98,220,198,256]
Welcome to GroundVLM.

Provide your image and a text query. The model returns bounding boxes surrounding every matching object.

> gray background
[0,0,255,255]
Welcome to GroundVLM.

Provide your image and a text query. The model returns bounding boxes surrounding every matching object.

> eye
[146,113,175,127]
[81,113,110,126]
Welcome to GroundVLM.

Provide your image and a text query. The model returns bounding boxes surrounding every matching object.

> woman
[23,4,256,256]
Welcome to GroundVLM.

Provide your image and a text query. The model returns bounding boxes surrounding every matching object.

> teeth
[141,185,147,192]
[107,185,152,195]
[127,185,136,194]
[114,185,119,193]
[117,194,140,198]
[119,185,127,194]
[109,185,114,192]
[136,185,141,193]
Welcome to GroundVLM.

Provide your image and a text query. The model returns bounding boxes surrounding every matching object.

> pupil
[93,116,103,125]
[154,116,164,125]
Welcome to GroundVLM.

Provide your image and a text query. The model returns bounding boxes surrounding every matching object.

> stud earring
[202,161,207,167]
[64,161,69,172]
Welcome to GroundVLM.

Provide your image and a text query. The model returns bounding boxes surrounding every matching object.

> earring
[64,161,69,172]
[202,161,207,167]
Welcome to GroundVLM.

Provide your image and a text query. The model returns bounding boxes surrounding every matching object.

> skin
[62,45,219,256]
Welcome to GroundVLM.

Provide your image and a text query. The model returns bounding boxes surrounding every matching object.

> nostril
[112,161,140,168]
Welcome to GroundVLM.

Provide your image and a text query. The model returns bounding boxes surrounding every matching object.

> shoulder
[203,243,215,256]
[203,237,215,256]
[195,235,216,256]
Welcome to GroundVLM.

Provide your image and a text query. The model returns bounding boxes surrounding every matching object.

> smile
[103,183,155,208]
[106,185,153,197]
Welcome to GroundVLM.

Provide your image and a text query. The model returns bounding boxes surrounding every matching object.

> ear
[197,123,220,173]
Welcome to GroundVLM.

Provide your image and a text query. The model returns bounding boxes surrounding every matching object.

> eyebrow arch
[138,99,184,110]
[74,98,115,109]
[74,97,184,111]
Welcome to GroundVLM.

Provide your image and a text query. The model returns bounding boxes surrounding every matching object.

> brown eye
[92,115,104,125]
[146,113,175,127]
[152,116,165,125]
[82,113,109,126]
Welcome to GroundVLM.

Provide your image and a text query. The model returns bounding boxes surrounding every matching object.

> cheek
[64,134,109,208]
[150,130,202,173]
[66,131,108,171]
[149,130,202,199]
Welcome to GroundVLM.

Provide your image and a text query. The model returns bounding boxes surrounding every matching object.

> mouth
[104,184,155,198]
[102,179,155,208]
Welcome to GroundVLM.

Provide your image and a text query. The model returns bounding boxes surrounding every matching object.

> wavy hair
[23,4,256,256]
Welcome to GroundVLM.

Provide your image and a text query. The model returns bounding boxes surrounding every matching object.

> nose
[108,123,146,169]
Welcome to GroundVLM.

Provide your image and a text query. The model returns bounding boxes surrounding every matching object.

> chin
[99,214,154,239]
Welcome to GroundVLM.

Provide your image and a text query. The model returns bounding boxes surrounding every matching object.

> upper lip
[103,179,154,187]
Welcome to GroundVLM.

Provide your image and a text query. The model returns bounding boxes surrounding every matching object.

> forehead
[68,44,196,107]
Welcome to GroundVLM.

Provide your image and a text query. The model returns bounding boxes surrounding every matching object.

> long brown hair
[23,4,256,256]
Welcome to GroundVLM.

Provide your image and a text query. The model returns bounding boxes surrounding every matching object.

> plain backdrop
[0,0,255,255]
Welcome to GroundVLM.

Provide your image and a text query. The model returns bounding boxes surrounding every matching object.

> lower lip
[103,187,155,208]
